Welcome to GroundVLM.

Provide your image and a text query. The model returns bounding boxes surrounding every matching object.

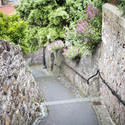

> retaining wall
[45,3,125,125]
[28,3,125,125]
[99,3,125,125]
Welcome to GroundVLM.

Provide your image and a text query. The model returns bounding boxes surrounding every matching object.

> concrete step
[30,65,115,125]
[41,97,101,106]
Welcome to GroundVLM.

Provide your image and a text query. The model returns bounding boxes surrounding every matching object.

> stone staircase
[30,65,115,125]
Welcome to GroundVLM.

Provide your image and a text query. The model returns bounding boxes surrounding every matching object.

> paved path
[31,65,99,125]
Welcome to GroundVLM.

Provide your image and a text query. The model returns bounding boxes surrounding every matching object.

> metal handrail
[62,62,125,107]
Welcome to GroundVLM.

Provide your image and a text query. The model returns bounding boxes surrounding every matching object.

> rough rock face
[45,43,100,97]
[45,4,125,125]
[0,40,44,125]
[24,47,43,66]
[99,4,125,125]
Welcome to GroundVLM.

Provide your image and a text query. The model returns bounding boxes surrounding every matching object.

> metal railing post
[42,46,47,69]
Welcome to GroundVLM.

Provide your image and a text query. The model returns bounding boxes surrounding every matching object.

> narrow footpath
[31,65,99,125]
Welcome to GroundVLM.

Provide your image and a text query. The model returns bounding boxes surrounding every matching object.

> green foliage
[22,27,39,53]
[119,0,125,16]
[65,0,83,22]
[37,27,49,44]
[83,0,108,9]
[0,12,8,40]
[15,0,85,47]
[65,23,84,50]
[0,12,42,54]
[85,13,102,52]
[0,0,105,56]
[48,7,69,25]
[0,12,28,47]
[65,4,102,54]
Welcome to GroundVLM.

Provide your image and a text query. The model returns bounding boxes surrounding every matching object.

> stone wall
[45,45,100,97]
[45,3,125,125]
[0,40,45,125]
[99,3,125,125]
[24,47,43,66]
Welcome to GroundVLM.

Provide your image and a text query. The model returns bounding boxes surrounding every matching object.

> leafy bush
[15,0,84,46]
[0,12,28,52]
[83,0,108,9]
[0,12,44,54]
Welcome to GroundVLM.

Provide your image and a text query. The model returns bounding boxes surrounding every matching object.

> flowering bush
[65,4,102,54]
[62,47,82,60]
[77,5,101,50]
[47,40,65,52]
[76,5,100,35]
[86,5,99,19]
[76,18,89,34]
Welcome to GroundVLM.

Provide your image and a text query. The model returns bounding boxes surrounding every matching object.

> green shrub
[0,12,35,54]
[13,0,107,55]
[15,0,84,46]
[0,12,27,44]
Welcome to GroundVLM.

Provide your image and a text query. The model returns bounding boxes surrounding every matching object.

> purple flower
[84,21,88,25]
[76,18,89,34]
[87,5,94,10]
[86,5,99,19]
